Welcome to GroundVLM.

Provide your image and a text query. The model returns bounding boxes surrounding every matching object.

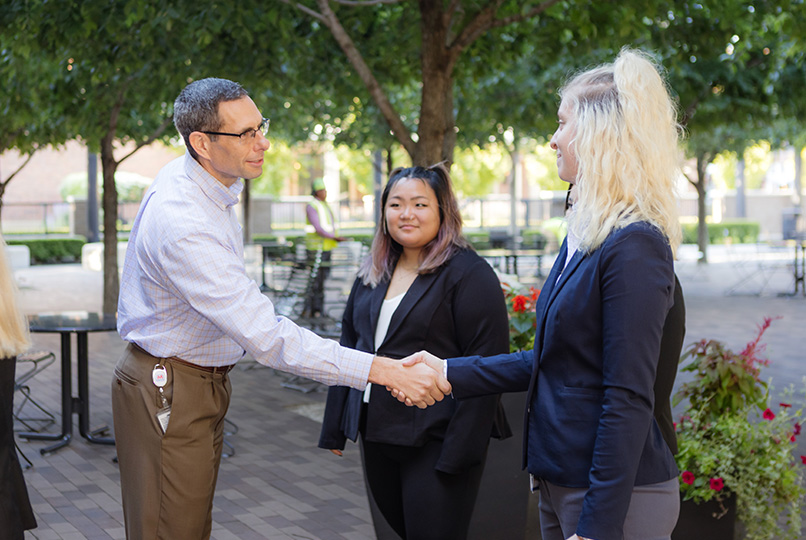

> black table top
[28,311,118,333]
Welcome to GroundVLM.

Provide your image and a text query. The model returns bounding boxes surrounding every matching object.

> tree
[0,40,70,225]
[279,0,588,166]
[3,0,289,311]
[649,0,806,261]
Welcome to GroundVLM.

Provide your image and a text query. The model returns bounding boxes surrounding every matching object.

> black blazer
[448,222,679,540]
[654,274,685,455]
[319,249,511,474]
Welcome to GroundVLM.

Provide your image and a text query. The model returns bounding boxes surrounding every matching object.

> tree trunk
[0,181,5,227]
[696,153,710,264]
[0,152,36,230]
[735,158,746,218]
[415,0,452,166]
[794,146,803,207]
[100,134,120,314]
[797,146,805,236]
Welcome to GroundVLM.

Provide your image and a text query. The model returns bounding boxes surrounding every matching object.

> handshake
[369,351,449,409]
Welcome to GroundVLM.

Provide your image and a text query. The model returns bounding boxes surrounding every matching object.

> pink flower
[709,478,724,491]
[681,471,695,485]
[763,408,776,420]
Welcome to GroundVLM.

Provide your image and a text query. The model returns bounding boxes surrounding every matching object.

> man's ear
[188,132,211,161]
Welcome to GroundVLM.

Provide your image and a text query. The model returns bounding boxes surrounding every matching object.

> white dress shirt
[117,152,372,389]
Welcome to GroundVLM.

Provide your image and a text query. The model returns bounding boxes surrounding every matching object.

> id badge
[153,363,170,433]
[156,406,171,433]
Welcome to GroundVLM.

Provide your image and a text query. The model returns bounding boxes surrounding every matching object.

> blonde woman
[0,234,37,538]
[407,49,683,540]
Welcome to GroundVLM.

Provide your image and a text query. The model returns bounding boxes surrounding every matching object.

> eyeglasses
[201,118,270,141]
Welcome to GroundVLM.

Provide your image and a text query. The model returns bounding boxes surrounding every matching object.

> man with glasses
[112,78,450,540]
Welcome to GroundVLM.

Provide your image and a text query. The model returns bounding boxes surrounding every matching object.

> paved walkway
[11,243,806,539]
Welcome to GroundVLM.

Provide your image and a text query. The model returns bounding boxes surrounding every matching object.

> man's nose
[256,131,270,151]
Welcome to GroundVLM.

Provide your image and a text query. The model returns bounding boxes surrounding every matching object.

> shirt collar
[183,151,243,209]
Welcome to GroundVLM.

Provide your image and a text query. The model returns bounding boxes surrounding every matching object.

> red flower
[512,295,528,313]
[709,478,724,491]
[529,287,541,301]
[791,435,797,443]
[794,423,801,436]
[780,403,792,408]
[763,408,776,420]
[801,456,806,465]
[681,471,695,485]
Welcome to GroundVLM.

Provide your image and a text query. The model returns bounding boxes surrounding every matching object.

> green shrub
[465,231,491,250]
[7,237,86,264]
[680,220,760,245]
[521,229,549,249]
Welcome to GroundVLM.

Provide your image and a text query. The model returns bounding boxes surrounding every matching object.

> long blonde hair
[562,48,682,255]
[0,234,31,358]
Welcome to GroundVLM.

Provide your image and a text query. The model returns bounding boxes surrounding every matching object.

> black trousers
[0,359,37,539]
[304,249,331,316]
[360,437,486,540]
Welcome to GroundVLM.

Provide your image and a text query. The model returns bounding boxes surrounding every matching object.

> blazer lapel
[379,271,439,352]
[547,248,584,306]
[529,241,585,376]
[526,241,567,394]
[368,281,390,351]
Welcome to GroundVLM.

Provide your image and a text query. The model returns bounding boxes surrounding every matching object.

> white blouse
[363,292,406,403]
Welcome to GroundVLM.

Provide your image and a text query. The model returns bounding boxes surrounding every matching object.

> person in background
[404,48,684,540]
[0,234,38,539]
[319,163,511,540]
[112,77,450,540]
[304,177,346,318]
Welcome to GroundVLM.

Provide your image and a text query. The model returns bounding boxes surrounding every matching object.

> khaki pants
[111,344,232,540]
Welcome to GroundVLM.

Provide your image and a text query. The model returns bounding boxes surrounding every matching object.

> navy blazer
[318,249,511,474]
[447,222,678,540]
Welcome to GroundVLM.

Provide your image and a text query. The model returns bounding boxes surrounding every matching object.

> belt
[166,355,235,375]
[130,343,235,374]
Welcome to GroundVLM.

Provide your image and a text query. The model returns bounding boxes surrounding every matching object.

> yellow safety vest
[305,198,339,251]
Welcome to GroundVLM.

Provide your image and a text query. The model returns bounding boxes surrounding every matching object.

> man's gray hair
[173,78,248,158]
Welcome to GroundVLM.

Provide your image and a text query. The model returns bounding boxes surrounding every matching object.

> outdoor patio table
[19,311,117,454]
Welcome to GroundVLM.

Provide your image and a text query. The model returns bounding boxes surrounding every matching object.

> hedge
[681,220,760,245]
[7,237,87,264]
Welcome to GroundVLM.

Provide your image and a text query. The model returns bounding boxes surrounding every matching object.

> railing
[0,194,575,237]
[13,190,795,238]
[0,202,72,235]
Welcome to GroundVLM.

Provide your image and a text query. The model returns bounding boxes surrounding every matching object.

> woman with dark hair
[319,163,511,539]
[0,234,38,538]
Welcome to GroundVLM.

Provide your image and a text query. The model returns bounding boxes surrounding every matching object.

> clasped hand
[385,351,448,408]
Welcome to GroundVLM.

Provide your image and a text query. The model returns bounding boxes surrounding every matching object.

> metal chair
[14,350,56,432]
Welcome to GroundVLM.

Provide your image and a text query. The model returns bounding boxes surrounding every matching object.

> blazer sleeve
[576,228,674,540]
[318,279,362,450]
[448,350,534,398]
[436,257,511,473]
